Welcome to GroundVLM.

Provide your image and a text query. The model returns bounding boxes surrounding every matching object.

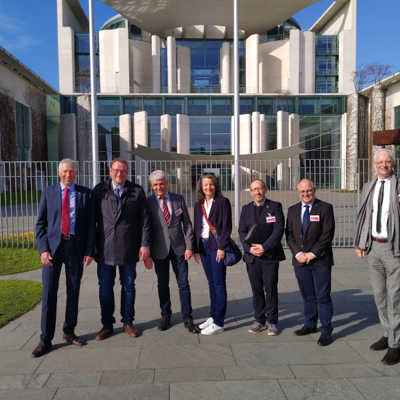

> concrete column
[371,84,386,158]
[303,31,315,93]
[151,35,161,93]
[177,114,190,154]
[167,36,177,93]
[58,27,75,94]
[76,95,92,161]
[220,42,230,94]
[289,29,301,94]
[119,114,133,160]
[341,112,347,190]
[251,112,260,153]
[245,34,259,93]
[277,111,289,189]
[240,114,252,154]
[60,114,77,160]
[177,45,191,93]
[259,114,267,151]
[346,93,359,190]
[289,114,300,189]
[160,114,172,152]
[338,29,356,95]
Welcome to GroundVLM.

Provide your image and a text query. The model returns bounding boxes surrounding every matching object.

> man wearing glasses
[93,158,151,340]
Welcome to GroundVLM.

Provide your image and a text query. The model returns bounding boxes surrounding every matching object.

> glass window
[316,56,337,75]
[160,47,168,93]
[316,77,338,93]
[275,97,294,113]
[316,36,338,55]
[143,97,162,115]
[98,117,120,161]
[211,117,231,134]
[148,117,161,149]
[258,98,273,115]
[98,97,120,115]
[320,97,340,114]
[395,106,400,129]
[98,117,119,135]
[16,102,31,161]
[265,117,277,150]
[211,98,232,115]
[171,116,177,152]
[165,98,185,114]
[240,98,253,114]
[123,97,142,114]
[190,117,210,154]
[211,134,231,154]
[75,33,91,53]
[299,98,319,115]
[188,98,209,115]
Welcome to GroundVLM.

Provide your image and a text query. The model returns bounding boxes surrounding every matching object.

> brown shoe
[95,327,113,341]
[123,324,140,338]
[32,342,52,358]
[63,333,86,346]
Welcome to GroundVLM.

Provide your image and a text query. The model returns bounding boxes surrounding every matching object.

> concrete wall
[76,95,92,161]
[385,81,400,129]
[239,114,251,154]
[119,114,133,160]
[177,45,191,93]
[167,36,177,93]
[151,35,161,93]
[177,114,189,154]
[220,42,230,94]
[133,111,148,146]
[130,39,152,93]
[160,114,172,151]
[245,34,259,93]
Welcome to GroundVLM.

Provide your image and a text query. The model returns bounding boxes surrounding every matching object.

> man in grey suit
[147,170,200,333]
[355,149,400,365]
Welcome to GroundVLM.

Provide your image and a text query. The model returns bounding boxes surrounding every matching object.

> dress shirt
[111,182,124,197]
[372,176,391,239]
[201,198,214,239]
[156,192,172,215]
[300,200,314,222]
[60,183,76,235]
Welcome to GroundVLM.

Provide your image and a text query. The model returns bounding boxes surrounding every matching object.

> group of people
[31,149,400,366]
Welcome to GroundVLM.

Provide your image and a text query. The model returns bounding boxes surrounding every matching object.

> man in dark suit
[33,159,95,357]
[239,179,285,336]
[285,178,335,346]
[93,158,151,340]
[147,170,199,333]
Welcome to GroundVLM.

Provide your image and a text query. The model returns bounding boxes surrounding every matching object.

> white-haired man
[147,170,199,333]
[355,149,400,365]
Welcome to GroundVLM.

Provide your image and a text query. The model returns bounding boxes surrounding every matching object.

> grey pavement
[1,249,400,399]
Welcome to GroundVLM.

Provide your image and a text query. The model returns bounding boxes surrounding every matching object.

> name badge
[266,216,276,223]
[175,208,183,216]
[310,215,320,222]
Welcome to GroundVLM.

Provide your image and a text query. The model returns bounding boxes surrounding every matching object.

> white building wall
[289,29,301,94]
[177,45,191,93]
[167,36,177,93]
[251,112,260,153]
[151,35,161,93]
[303,31,315,93]
[239,114,251,154]
[259,114,267,151]
[385,81,400,129]
[220,42,230,94]
[245,34,259,93]
[160,114,172,151]
[134,111,148,146]
[177,114,190,154]
[130,39,152,93]
[119,114,133,160]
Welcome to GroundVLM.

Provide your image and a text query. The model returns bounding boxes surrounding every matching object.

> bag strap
[201,203,217,236]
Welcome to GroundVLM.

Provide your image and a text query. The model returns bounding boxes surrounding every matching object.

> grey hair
[373,149,395,163]
[149,170,167,181]
[297,178,315,190]
[58,158,77,171]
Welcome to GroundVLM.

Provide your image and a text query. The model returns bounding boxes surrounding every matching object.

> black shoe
[317,333,333,346]
[158,316,171,331]
[294,326,317,336]
[63,333,86,346]
[32,342,52,358]
[370,336,388,351]
[382,348,400,365]
[184,319,200,334]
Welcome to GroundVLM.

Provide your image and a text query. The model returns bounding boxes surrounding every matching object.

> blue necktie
[302,205,309,234]
[114,188,120,205]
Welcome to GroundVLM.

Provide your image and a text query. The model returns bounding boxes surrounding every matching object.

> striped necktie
[161,196,170,224]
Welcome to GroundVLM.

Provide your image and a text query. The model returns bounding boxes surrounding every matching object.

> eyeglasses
[111,168,128,174]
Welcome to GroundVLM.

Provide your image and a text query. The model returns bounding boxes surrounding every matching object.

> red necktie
[161,196,170,224]
[61,187,70,236]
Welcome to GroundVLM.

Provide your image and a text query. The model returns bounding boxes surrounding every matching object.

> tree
[353,63,392,91]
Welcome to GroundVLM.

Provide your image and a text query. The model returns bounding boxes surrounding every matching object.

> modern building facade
[56,0,357,187]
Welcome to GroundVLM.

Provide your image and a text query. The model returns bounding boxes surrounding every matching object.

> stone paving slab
[0,388,56,400]
[350,376,400,400]
[155,367,224,383]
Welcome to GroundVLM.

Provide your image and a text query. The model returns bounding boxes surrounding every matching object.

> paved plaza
[1,249,400,399]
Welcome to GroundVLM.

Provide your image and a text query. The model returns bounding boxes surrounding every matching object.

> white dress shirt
[372,177,391,239]
[201,198,214,239]
[156,192,172,215]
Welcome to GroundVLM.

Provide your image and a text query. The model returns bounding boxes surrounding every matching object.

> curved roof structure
[100,0,320,35]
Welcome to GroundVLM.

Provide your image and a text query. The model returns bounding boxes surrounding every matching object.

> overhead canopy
[131,144,305,162]
[100,0,320,35]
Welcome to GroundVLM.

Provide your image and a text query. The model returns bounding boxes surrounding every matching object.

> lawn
[0,190,41,206]
[0,280,42,328]
[0,247,40,275]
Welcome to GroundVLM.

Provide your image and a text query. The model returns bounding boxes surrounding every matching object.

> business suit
[35,183,95,345]
[285,198,335,334]
[147,192,195,323]
[194,194,232,328]
[239,199,285,326]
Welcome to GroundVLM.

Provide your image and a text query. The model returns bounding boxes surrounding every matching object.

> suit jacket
[238,199,285,264]
[147,192,194,259]
[193,194,232,252]
[285,198,335,267]
[35,183,96,259]
[93,179,152,265]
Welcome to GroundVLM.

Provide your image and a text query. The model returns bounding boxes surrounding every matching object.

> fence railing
[0,159,372,248]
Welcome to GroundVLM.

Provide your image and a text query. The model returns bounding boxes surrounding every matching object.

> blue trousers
[294,264,333,334]
[154,249,193,322]
[97,263,136,328]
[40,239,83,344]
[200,239,227,327]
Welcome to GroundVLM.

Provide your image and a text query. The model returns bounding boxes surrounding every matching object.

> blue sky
[0,0,399,90]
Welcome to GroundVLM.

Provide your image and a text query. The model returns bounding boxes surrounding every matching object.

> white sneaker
[199,317,213,330]
[201,323,224,335]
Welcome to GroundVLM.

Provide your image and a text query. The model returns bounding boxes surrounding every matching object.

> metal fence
[0,159,372,248]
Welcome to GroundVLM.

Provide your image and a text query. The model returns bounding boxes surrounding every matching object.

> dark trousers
[294,264,333,334]
[246,259,279,325]
[97,263,136,328]
[154,248,193,322]
[200,239,227,327]
[40,239,83,344]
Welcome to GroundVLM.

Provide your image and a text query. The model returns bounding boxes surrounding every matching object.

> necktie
[376,180,385,234]
[114,187,120,203]
[161,196,170,224]
[302,205,309,234]
[61,187,70,236]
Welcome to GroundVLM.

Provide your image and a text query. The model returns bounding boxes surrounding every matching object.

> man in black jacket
[285,178,335,346]
[239,179,285,336]
[93,158,151,340]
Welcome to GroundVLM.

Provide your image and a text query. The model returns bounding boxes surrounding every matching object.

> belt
[61,234,75,240]
[372,237,388,243]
